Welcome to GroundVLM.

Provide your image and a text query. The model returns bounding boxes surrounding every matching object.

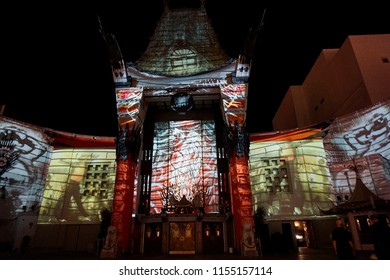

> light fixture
[170,92,194,113]
[156,226,161,238]
[205,224,210,237]
[146,226,152,238]
[216,225,221,237]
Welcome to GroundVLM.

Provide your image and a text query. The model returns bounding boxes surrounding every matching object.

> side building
[273,34,390,131]
[271,33,390,252]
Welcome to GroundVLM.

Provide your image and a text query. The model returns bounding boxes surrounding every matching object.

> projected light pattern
[249,140,333,217]
[0,122,51,220]
[116,87,143,128]
[38,149,116,224]
[324,100,390,161]
[220,84,247,126]
[150,120,218,214]
[323,100,390,200]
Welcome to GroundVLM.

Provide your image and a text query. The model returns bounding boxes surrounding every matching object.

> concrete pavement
[0,246,375,260]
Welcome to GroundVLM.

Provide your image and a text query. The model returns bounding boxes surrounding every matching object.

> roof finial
[164,0,170,11]
[240,8,267,61]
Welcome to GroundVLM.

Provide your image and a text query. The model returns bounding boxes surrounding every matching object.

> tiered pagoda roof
[320,178,390,215]
[134,4,230,77]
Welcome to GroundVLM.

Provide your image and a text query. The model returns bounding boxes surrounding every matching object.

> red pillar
[229,154,258,256]
[111,157,136,254]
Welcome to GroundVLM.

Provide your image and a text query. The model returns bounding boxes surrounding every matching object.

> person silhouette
[331,218,355,260]
[369,214,390,260]
[57,164,90,222]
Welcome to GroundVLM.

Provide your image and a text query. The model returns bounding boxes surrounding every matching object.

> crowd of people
[331,215,390,260]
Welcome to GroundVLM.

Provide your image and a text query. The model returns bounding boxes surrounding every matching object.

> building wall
[300,49,338,126]
[0,116,117,252]
[0,117,52,250]
[37,148,117,225]
[273,34,390,131]
[272,87,298,131]
[33,224,100,252]
[323,99,390,200]
[352,34,390,104]
[310,218,335,248]
[249,138,333,219]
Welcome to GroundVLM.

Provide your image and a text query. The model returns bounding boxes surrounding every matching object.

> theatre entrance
[140,214,227,255]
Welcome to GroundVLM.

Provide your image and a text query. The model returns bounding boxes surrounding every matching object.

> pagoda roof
[134,5,230,77]
[319,178,390,215]
[127,59,236,89]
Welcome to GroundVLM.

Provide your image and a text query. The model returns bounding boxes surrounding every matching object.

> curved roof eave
[127,59,237,88]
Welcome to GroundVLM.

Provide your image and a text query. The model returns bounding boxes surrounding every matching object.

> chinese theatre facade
[100,2,259,256]
[2,4,389,258]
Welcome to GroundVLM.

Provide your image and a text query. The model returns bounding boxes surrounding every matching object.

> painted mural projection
[323,100,390,200]
[38,149,116,224]
[150,120,218,214]
[116,87,143,129]
[249,140,333,217]
[0,122,51,220]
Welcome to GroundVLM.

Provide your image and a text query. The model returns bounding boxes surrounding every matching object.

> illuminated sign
[170,92,194,113]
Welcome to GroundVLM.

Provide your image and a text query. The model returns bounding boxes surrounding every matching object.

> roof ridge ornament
[235,8,267,82]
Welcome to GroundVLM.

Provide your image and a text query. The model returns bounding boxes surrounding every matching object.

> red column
[111,157,136,254]
[229,154,258,256]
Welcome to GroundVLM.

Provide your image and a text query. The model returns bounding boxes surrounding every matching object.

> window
[170,48,198,73]
[83,162,113,198]
[261,158,291,193]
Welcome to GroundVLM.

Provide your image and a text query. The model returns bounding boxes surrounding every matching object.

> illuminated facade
[321,100,390,251]
[272,34,390,251]
[0,119,117,252]
[1,5,389,258]
[100,2,258,256]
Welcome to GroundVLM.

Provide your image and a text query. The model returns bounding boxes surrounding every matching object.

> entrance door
[144,223,163,254]
[169,222,196,254]
[202,222,224,254]
[282,223,294,251]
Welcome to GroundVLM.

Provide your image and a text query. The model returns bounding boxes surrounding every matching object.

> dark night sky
[2,2,389,136]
